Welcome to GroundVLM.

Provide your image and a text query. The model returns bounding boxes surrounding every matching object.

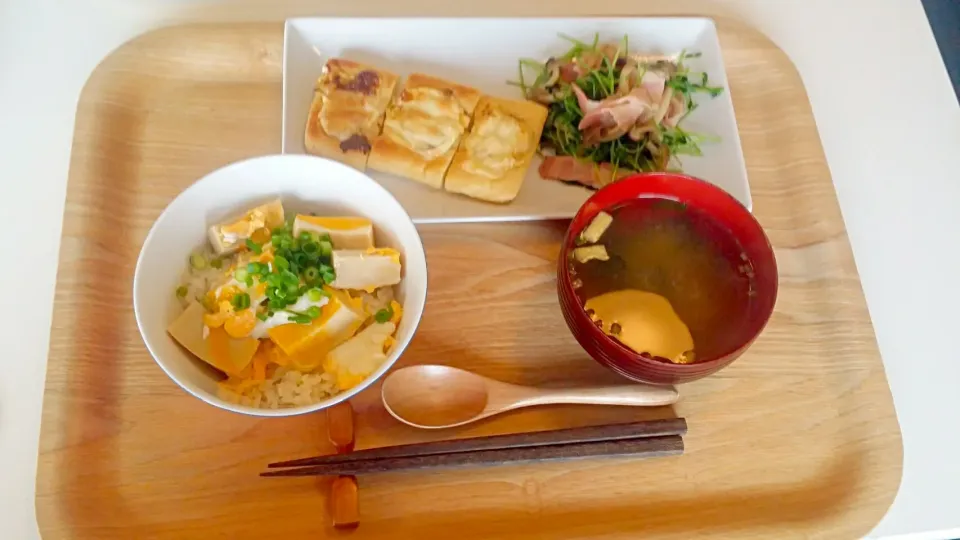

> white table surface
[1,0,957,538]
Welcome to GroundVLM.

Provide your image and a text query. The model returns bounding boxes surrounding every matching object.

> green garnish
[231,292,251,310]
[256,312,269,322]
[189,253,207,270]
[374,305,394,324]
[305,306,321,319]
[204,221,341,314]
[318,263,335,283]
[210,258,223,269]
[288,313,312,325]
[293,252,309,268]
[199,294,217,313]
[319,240,333,257]
[175,285,188,298]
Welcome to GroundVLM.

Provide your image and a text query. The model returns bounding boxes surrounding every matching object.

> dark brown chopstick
[268,418,686,469]
[261,435,683,477]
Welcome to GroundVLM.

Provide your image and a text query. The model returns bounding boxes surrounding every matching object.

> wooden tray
[37,20,902,539]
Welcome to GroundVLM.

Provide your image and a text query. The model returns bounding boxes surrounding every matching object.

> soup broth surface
[571,198,755,363]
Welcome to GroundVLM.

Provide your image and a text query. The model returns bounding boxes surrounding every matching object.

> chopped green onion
[318,240,333,257]
[244,276,254,288]
[175,285,188,298]
[189,253,207,270]
[256,312,268,321]
[200,295,217,312]
[305,306,321,319]
[320,264,336,284]
[247,262,261,275]
[274,255,289,272]
[374,305,393,324]
[231,292,251,310]
[299,231,314,243]
[304,266,320,283]
[307,288,325,302]
[245,238,262,254]
[289,313,312,325]
[302,241,319,255]
[210,258,223,269]
[234,268,249,282]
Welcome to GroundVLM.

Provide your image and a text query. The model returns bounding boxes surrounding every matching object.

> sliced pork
[539,156,634,189]
[571,71,669,145]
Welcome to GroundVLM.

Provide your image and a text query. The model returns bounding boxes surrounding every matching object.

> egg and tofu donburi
[169,199,404,408]
[305,58,548,204]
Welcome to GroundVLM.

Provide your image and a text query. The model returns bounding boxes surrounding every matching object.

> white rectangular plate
[283,17,749,223]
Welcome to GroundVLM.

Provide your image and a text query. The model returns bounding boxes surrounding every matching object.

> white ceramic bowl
[133,154,428,417]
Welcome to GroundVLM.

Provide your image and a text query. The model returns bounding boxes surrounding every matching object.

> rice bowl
[133,154,427,417]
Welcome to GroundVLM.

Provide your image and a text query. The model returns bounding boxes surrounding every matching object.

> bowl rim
[133,154,428,417]
[558,171,779,373]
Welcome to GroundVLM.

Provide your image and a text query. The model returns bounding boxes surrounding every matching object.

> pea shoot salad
[514,33,724,188]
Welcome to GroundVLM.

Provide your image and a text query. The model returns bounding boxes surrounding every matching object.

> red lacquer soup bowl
[557,172,778,385]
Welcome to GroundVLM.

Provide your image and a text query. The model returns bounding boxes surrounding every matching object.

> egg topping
[584,289,695,364]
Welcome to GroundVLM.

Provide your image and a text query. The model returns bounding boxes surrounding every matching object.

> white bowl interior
[133,154,427,417]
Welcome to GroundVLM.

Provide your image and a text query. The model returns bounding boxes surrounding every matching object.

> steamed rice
[219,367,339,409]
[176,249,235,310]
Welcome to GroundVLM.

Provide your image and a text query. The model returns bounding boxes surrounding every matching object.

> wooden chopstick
[268,418,686,469]
[262,418,686,477]
[261,435,683,477]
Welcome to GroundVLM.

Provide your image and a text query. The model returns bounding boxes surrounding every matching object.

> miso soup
[569,198,756,364]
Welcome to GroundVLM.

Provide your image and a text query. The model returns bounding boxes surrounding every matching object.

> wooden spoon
[380,365,679,429]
